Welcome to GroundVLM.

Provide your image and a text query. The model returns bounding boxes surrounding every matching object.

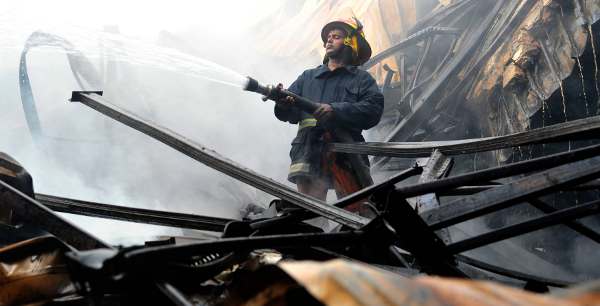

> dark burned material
[1,0,600,305]
[53,89,599,304]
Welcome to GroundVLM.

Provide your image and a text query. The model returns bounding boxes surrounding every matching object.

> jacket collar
[315,64,358,78]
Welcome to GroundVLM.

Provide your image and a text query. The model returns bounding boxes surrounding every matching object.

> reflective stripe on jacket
[274,64,384,144]
[274,64,384,183]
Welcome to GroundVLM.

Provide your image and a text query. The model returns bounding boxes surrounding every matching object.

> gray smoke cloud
[0,1,319,245]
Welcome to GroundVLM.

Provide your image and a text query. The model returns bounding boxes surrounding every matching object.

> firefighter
[274,16,384,207]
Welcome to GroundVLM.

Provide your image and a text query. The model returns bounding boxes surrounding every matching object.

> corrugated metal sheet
[276,259,600,306]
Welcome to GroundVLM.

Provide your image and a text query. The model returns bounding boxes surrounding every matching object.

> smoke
[0,0,319,245]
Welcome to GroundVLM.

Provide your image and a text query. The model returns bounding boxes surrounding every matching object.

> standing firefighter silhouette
[273,15,384,210]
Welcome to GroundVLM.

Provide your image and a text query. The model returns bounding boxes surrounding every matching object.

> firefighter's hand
[314,104,334,122]
[275,84,295,107]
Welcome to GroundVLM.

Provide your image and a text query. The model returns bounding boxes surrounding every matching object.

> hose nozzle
[243,76,320,113]
[244,77,281,102]
[244,77,268,95]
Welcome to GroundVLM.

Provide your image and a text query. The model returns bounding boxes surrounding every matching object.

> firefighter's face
[325,28,346,57]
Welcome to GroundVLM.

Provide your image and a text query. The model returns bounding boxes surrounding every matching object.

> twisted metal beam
[331,115,600,157]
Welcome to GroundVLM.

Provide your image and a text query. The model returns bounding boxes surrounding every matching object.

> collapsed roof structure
[1,0,600,305]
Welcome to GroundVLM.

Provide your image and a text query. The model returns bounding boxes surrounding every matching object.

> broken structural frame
[370,0,542,170]
[63,90,600,289]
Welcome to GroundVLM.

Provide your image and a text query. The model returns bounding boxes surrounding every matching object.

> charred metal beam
[408,36,434,109]
[456,255,571,288]
[572,179,600,190]
[0,179,111,250]
[36,193,233,232]
[439,182,600,195]
[446,200,600,254]
[334,166,421,209]
[415,150,452,213]
[396,143,600,198]
[120,231,364,265]
[434,188,600,243]
[437,185,498,195]
[362,27,461,70]
[376,1,504,145]
[70,92,369,229]
[382,64,395,94]
[155,282,194,306]
[331,115,600,157]
[382,193,465,277]
[0,152,34,197]
[422,155,600,230]
[372,0,537,169]
[528,199,600,244]
[253,166,422,231]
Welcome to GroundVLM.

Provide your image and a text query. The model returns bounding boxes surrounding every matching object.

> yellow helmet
[321,16,372,66]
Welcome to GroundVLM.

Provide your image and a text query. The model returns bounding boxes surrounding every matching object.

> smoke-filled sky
[0,0,318,245]
[4,1,283,38]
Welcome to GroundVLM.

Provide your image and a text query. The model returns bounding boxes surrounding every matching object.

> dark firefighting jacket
[274,64,384,183]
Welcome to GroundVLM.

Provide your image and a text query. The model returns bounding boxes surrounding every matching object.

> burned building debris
[2,0,600,305]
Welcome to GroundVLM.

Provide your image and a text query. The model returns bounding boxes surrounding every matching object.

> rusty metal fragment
[222,259,600,306]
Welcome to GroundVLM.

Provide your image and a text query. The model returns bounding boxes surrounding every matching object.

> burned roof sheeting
[222,259,600,306]
[2,1,600,305]
[362,0,600,155]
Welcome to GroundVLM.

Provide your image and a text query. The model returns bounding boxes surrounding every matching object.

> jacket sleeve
[329,72,384,130]
[274,72,304,124]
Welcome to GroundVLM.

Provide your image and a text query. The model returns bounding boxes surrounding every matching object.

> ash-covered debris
[1,0,600,305]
